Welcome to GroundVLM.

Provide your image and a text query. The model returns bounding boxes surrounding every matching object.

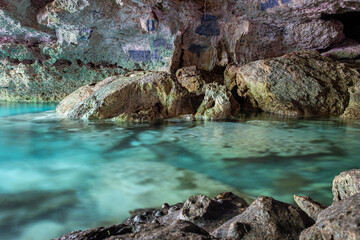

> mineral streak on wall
[0,0,358,102]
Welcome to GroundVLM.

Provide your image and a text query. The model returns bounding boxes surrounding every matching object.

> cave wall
[0,0,359,102]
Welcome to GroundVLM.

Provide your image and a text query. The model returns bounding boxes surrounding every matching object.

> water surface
[0,102,359,240]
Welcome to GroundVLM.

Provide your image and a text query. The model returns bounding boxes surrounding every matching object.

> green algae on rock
[235,51,360,117]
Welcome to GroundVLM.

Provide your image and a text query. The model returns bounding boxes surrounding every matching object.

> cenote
[0,102,359,240]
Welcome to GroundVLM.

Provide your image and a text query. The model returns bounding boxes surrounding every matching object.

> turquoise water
[0,102,359,240]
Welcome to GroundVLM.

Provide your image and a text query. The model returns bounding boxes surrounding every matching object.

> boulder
[236,51,360,117]
[180,195,221,222]
[332,169,360,201]
[342,82,360,119]
[195,83,240,120]
[56,72,194,121]
[300,193,360,240]
[212,196,314,239]
[294,195,328,221]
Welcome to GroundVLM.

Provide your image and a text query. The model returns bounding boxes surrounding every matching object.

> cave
[322,11,360,42]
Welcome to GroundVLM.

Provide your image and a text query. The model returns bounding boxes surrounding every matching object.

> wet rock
[56,72,194,121]
[195,83,240,120]
[154,210,165,217]
[300,193,360,240]
[212,196,314,239]
[294,195,328,221]
[332,169,360,201]
[129,208,156,217]
[236,51,360,117]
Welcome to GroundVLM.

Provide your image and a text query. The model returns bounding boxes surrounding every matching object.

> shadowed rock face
[1,0,359,101]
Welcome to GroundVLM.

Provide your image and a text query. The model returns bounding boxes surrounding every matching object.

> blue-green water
[0,102,359,240]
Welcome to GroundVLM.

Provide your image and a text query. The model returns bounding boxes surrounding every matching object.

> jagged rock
[322,40,360,63]
[332,169,360,201]
[212,196,314,240]
[236,51,360,117]
[56,72,194,121]
[176,66,206,94]
[1,0,358,101]
[54,224,133,240]
[180,195,221,222]
[294,195,328,221]
[224,64,240,92]
[342,82,360,119]
[195,83,240,120]
[119,220,211,240]
[300,193,360,240]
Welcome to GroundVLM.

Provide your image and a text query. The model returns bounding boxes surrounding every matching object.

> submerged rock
[56,72,194,121]
[294,195,328,221]
[332,169,360,201]
[300,193,360,240]
[236,51,360,117]
[212,196,314,239]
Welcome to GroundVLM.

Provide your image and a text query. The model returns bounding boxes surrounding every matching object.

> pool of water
[0,102,359,240]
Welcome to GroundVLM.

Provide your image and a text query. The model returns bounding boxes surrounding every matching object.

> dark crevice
[322,11,360,43]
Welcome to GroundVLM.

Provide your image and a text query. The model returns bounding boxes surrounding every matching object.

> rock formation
[1,0,359,102]
[55,169,360,240]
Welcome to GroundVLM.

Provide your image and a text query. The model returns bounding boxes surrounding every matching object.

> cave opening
[322,11,360,43]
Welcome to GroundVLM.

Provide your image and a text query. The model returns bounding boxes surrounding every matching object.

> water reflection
[0,105,359,240]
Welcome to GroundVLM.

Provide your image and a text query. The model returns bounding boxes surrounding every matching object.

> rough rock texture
[322,40,360,64]
[212,196,314,239]
[195,83,240,120]
[300,193,360,240]
[56,71,194,121]
[294,195,328,221]
[332,169,360,201]
[342,82,360,119]
[235,51,360,117]
[1,0,359,101]
[176,66,206,94]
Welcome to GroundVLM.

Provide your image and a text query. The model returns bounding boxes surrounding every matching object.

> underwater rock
[332,169,360,201]
[300,193,360,240]
[294,195,328,221]
[212,196,314,239]
[236,50,360,117]
[195,83,240,120]
[56,71,194,121]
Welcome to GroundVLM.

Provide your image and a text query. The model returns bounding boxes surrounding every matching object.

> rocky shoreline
[55,169,360,240]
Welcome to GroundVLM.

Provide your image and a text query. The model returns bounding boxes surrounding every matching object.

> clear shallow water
[0,102,359,240]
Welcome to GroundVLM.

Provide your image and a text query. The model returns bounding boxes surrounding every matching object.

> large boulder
[300,193,360,240]
[56,72,194,121]
[212,196,314,239]
[236,51,360,117]
[332,169,360,201]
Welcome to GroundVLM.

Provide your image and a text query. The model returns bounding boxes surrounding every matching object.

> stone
[212,196,314,239]
[195,83,240,120]
[180,195,221,222]
[56,72,194,121]
[176,66,205,94]
[332,169,360,201]
[294,195,328,221]
[236,51,360,117]
[300,193,360,240]
[342,82,360,119]
[224,64,240,92]
[1,0,358,101]
[322,40,360,64]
